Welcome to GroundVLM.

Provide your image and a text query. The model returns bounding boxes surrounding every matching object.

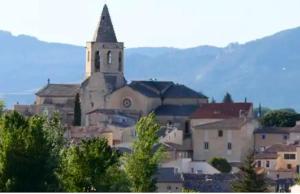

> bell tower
[85,4,125,83]
[81,4,126,126]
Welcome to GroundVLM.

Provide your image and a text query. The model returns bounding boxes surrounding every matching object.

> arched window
[107,51,112,64]
[94,51,100,72]
[118,52,122,71]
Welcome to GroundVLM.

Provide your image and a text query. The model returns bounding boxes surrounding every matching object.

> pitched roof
[254,152,278,159]
[254,127,292,134]
[154,105,198,117]
[154,168,183,183]
[191,103,252,119]
[36,84,80,97]
[128,81,207,99]
[194,118,247,130]
[93,4,117,42]
[264,144,297,153]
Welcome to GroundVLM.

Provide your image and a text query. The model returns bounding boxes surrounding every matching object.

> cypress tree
[232,151,268,192]
[73,93,81,126]
[222,92,233,103]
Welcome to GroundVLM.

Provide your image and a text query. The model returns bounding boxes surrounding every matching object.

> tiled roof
[191,103,252,119]
[36,84,80,97]
[183,173,237,192]
[255,152,278,159]
[155,168,183,183]
[254,127,291,134]
[93,5,117,43]
[264,144,297,152]
[128,81,207,99]
[194,118,247,130]
[154,105,198,117]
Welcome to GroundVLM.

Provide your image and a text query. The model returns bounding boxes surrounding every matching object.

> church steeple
[93,4,117,43]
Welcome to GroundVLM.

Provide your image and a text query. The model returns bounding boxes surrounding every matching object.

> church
[17,4,208,130]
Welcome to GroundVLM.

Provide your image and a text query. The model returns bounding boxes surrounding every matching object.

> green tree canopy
[0,100,4,117]
[124,112,164,192]
[209,157,232,173]
[0,111,65,192]
[232,151,268,192]
[57,138,122,192]
[222,92,233,103]
[73,93,81,126]
[260,110,299,127]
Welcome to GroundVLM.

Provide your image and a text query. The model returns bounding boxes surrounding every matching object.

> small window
[107,51,112,64]
[185,121,190,134]
[174,132,176,138]
[257,160,261,167]
[266,161,270,168]
[118,52,122,71]
[204,142,209,150]
[218,130,223,137]
[284,154,296,160]
[261,134,266,139]
[228,142,232,150]
[283,135,288,140]
[167,186,171,191]
[287,164,292,169]
[191,168,194,173]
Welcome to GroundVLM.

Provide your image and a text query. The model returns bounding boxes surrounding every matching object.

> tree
[0,111,65,192]
[222,92,233,103]
[209,157,232,173]
[260,110,299,127]
[231,151,268,192]
[124,112,164,192]
[0,100,4,117]
[210,97,216,103]
[57,138,120,192]
[73,93,81,126]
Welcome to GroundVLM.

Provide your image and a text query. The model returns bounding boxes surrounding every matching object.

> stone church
[15,4,208,137]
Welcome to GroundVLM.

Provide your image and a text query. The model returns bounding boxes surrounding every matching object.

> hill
[1,27,300,110]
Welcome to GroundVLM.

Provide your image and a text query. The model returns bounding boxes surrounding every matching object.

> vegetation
[0,111,65,192]
[232,151,268,192]
[57,138,124,192]
[222,92,233,103]
[209,157,232,173]
[260,110,299,127]
[0,100,4,116]
[124,112,164,192]
[73,93,81,126]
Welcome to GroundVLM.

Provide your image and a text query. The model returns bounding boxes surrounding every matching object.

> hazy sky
[0,0,300,48]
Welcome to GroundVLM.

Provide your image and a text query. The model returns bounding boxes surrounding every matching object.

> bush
[209,157,232,173]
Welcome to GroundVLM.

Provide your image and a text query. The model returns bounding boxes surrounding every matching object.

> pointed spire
[93,4,117,43]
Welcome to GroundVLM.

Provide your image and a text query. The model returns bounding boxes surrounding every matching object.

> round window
[122,98,132,108]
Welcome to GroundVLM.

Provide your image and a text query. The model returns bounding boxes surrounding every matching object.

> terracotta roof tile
[191,103,252,119]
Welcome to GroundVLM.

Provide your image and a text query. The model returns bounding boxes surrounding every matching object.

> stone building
[79,5,208,127]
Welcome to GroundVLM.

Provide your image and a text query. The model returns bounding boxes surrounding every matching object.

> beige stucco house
[190,103,256,163]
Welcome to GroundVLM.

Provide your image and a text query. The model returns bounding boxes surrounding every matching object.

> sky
[0,0,300,48]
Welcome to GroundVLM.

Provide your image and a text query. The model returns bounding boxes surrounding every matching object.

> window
[185,121,190,134]
[283,135,288,140]
[204,142,209,150]
[118,52,122,71]
[107,51,112,64]
[287,164,292,169]
[261,134,266,139]
[191,168,194,173]
[122,98,132,108]
[257,160,261,167]
[228,142,232,150]
[167,186,171,191]
[94,51,100,72]
[266,161,270,168]
[87,51,90,62]
[284,154,296,160]
[218,130,223,137]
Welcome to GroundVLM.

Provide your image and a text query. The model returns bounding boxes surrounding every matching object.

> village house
[190,102,257,163]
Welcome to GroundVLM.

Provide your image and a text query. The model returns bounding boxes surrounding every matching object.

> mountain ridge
[1,26,300,110]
